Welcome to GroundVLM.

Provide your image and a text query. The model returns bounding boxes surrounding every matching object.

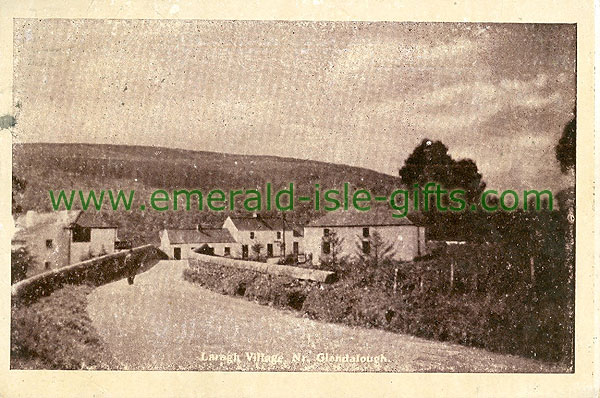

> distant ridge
[13,142,402,192]
[12,143,404,244]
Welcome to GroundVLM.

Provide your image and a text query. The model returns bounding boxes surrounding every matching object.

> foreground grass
[11,284,116,370]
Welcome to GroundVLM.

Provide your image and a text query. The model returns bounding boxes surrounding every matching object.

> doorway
[173,247,181,260]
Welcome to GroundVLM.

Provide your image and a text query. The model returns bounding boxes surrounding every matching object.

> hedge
[186,243,573,367]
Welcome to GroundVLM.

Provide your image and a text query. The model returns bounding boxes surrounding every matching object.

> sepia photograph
[7,19,578,374]
[0,0,594,392]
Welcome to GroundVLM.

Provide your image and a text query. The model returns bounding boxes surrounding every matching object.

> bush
[11,284,115,369]
[184,261,316,310]
[11,247,35,284]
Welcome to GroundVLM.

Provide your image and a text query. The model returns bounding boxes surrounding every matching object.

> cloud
[348,72,565,136]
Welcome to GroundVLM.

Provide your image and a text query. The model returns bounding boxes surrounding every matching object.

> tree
[355,230,395,266]
[555,108,576,173]
[319,230,345,270]
[251,242,264,261]
[555,110,576,362]
[12,175,27,215]
[399,139,485,203]
[399,139,486,241]
[11,247,35,284]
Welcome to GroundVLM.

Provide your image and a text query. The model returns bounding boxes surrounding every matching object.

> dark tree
[355,230,395,266]
[555,109,576,174]
[319,230,345,270]
[12,175,27,215]
[399,139,485,203]
[11,247,34,284]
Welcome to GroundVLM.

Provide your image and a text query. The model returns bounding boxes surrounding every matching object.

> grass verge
[11,284,116,370]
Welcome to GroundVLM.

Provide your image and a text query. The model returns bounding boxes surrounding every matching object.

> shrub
[11,247,35,284]
[184,261,316,310]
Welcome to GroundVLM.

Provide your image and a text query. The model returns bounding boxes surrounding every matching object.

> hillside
[13,143,403,244]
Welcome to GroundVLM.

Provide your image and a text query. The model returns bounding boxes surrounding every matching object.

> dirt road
[87,260,562,372]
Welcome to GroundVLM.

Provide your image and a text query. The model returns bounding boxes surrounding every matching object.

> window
[44,261,50,270]
[224,247,231,256]
[72,226,91,242]
[277,231,281,240]
[322,241,331,255]
[363,227,370,238]
[250,232,255,239]
[46,239,53,249]
[362,240,371,255]
[323,228,330,237]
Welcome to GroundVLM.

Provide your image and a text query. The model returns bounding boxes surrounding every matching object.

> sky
[13,20,576,193]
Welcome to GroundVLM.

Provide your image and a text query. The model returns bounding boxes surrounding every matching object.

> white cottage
[303,207,427,264]
[160,226,239,260]
[12,210,118,276]
[222,215,303,260]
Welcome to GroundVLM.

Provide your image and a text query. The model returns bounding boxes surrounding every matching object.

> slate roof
[71,211,117,228]
[13,210,81,240]
[228,216,287,231]
[307,206,415,228]
[13,210,117,242]
[166,228,236,244]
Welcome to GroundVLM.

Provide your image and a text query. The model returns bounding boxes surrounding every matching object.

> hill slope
[13,143,403,244]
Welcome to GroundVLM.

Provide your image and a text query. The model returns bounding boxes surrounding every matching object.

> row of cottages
[160,209,425,264]
[160,214,303,261]
[303,207,427,262]
[12,210,118,276]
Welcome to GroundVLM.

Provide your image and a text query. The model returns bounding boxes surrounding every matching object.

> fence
[190,253,336,283]
[11,244,168,305]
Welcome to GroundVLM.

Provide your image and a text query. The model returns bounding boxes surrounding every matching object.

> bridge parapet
[12,244,168,305]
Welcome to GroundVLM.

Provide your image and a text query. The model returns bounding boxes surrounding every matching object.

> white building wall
[303,225,427,264]
[70,228,117,263]
[222,217,296,259]
[161,230,241,259]
[22,224,71,275]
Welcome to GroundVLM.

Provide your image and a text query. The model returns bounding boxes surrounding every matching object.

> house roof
[228,216,287,231]
[13,210,81,240]
[166,228,237,244]
[307,206,415,228]
[71,211,117,228]
[13,210,117,241]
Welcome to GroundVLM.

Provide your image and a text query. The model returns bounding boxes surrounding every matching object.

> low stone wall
[11,244,168,305]
[190,254,336,283]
